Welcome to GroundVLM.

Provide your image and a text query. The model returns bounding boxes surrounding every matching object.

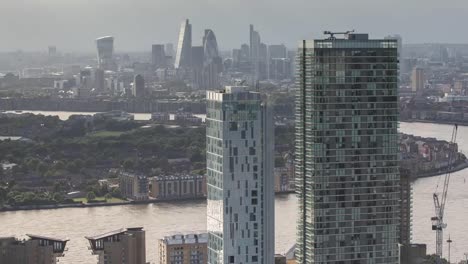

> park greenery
[0,114,206,207]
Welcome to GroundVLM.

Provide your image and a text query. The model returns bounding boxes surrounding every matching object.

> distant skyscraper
[152,44,166,68]
[132,74,145,98]
[295,33,400,264]
[94,68,105,91]
[202,29,222,89]
[48,46,57,57]
[249,25,261,82]
[206,86,275,264]
[411,67,426,92]
[96,36,115,71]
[174,19,192,69]
[268,44,287,59]
[86,227,146,264]
[259,43,268,80]
[192,46,205,89]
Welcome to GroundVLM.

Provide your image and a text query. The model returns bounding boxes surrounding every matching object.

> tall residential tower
[206,86,274,264]
[295,33,400,264]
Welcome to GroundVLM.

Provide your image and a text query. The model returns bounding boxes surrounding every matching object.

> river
[0,112,467,263]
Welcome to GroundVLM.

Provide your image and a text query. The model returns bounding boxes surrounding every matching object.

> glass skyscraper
[206,86,274,264]
[174,19,192,69]
[295,33,400,264]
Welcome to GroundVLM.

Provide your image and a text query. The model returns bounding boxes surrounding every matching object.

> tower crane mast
[431,124,458,261]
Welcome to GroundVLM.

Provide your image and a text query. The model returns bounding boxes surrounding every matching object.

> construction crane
[431,124,458,261]
[323,30,355,40]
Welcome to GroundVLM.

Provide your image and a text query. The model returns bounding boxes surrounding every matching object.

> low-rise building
[0,234,68,264]
[151,112,170,122]
[86,227,146,264]
[149,174,206,200]
[119,172,149,201]
[158,233,207,264]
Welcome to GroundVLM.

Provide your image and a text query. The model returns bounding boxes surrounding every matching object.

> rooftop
[160,233,208,245]
[26,234,69,243]
[85,228,138,241]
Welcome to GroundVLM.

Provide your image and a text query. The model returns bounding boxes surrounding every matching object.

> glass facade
[206,87,274,264]
[295,36,400,264]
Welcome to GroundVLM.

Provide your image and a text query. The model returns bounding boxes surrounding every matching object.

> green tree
[123,159,134,170]
[26,158,40,171]
[104,193,112,201]
[37,162,48,176]
[86,191,96,202]
[53,193,64,203]
[112,188,122,198]
[54,160,65,171]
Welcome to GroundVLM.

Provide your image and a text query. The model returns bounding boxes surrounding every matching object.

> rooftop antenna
[323,30,355,40]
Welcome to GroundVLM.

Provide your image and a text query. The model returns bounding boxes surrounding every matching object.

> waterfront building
[0,234,68,264]
[206,86,275,264]
[132,74,145,98]
[175,19,192,69]
[411,67,426,92]
[119,171,149,201]
[295,33,400,264]
[399,169,413,246]
[275,254,287,264]
[150,174,207,200]
[96,36,115,71]
[152,44,166,69]
[86,227,146,264]
[158,233,208,264]
[151,112,170,122]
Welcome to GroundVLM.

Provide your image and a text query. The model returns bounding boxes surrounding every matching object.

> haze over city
[2,0,468,51]
[2,1,468,264]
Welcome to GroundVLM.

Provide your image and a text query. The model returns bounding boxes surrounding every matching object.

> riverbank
[413,160,468,179]
[402,119,468,127]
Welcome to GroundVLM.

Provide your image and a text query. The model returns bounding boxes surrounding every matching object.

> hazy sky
[1,0,468,52]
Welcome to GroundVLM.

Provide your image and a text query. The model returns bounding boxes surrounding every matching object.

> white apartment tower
[206,86,274,264]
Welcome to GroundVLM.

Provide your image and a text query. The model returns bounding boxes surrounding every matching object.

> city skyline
[2,0,468,52]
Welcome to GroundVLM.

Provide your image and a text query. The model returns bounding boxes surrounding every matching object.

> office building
[203,29,222,89]
[269,44,288,59]
[94,68,105,91]
[86,227,146,264]
[249,25,261,82]
[270,58,291,80]
[175,19,192,69]
[150,174,207,200]
[48,46,57,57]
[158,233,208,264]
[152,44,166,68]
[295,33,400,264]
[119,171,149,200]
[96,36,115,70]
[206,86,275,264]
[132,74,145,98]
[411,67,426,92]
[0,234,68,264]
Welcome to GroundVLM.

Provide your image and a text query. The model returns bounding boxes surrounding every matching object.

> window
[229,122,238,131]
